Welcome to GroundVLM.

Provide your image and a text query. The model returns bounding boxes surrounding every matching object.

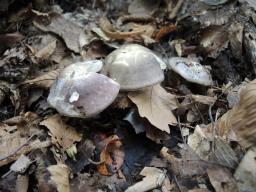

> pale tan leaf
[22,69,61,89]
[47,164,70,192]
[125,167,167,192]
[40,114,82,149]
[128,84,178,133]
[35,39,57,59]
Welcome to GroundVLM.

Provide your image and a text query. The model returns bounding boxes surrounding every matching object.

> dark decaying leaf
[33,13,84,53]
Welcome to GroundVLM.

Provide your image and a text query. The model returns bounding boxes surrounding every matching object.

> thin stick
[169,0,184,19]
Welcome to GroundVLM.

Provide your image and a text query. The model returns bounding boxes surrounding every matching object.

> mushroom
[102,44,165,91]
[47,60,120,118]
[168,57,213,86]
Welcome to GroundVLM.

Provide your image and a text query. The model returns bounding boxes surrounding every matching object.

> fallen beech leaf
[128,84,178,133]
[47,164,71,192]
[22,69,61,89]
[234,147,256,192]
[40,114,82,149]
[97,135,124,176]
[125,167,167,192]
[207,167,238,192]
[34,13,84,53]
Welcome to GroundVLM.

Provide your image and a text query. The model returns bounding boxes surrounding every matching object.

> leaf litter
[0,0,256,191]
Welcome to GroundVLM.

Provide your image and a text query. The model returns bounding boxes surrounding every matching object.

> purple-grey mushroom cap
[47,62,120,118]
[102,44,165,91]
[168,57,213,86]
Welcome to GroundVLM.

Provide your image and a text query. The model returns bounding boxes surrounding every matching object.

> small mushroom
[47,61,120,118]
[168,57,213,86]
[102,44,165,91]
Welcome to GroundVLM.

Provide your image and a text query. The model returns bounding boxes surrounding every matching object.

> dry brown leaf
[22,69,61,89]
[40,114,82,150]
[128,84,178,133]
[97,135,124,176]
[35,39,57,60]
[47,164,71,192]
[125,167,167,192]
[33,13,83,53]
[207,167,238,192]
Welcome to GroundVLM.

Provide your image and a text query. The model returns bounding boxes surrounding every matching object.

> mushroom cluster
[47,44,166,118]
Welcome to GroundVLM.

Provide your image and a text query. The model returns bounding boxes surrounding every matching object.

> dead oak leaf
[40,114,82,149]
[128,84,178,133]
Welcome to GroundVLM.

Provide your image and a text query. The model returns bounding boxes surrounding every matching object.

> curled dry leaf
[47,164,71,192]
[22,69,61,89]
[33,13,84,53]
[125,167,167,192]
[97,135,124,176]
[40,114,82,150]
[209,79,256,148]
[99,18,155,40]
[128,84,178,133]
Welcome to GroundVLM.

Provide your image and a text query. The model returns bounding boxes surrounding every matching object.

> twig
[0,134,36,161]
[178,116,186,144]
[169,0,184,19]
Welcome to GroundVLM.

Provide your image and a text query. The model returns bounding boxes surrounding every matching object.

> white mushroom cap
[47,61,120,118]
[102,44,165,91]
[168,57,213,86]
